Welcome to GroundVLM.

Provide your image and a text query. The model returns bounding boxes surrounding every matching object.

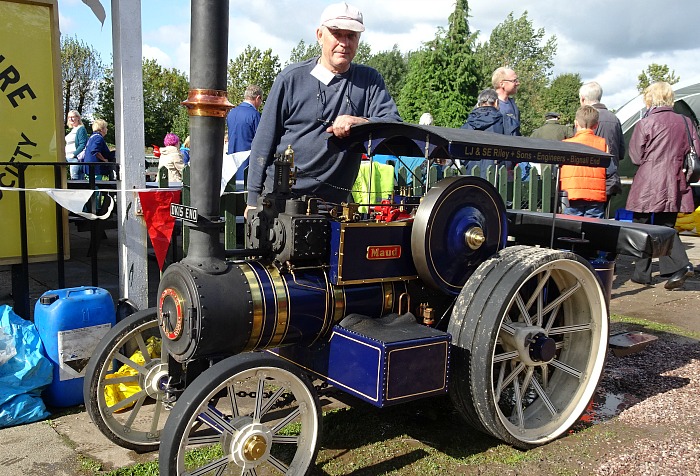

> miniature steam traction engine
[86,119,651,475]
[83,2,676,474]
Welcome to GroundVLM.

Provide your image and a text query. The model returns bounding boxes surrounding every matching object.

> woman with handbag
[626,81,699,289]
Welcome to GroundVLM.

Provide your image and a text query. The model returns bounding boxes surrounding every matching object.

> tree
[542,73,582,127]
[170,107,190,144]
[354,42,372,65]
[476,11,557,135]
[366,45,408,101]
[94,68,115,144]
[227,46,280,107]
[60,35,104,123]
[397,0,480,127]
[637,63,680,92]
[94,60,189,147]
[287,39,321,65]
[140,60,189,147]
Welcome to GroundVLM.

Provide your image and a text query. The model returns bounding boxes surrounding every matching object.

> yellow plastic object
[103,337,161,409]
[351,161,395,214]
[675,206,700,235]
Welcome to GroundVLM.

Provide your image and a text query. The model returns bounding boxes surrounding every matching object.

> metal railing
[0,161,120,318]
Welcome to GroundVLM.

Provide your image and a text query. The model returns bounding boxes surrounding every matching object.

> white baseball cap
[320,2,365,32]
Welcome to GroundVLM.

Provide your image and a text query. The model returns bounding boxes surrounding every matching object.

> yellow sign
[0,0,65,264]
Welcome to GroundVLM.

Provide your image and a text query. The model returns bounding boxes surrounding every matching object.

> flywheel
[411,176,508,295]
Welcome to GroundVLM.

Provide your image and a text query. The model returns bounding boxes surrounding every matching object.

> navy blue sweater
[247,58,401,205]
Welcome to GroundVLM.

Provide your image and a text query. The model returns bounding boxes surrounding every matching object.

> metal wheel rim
[491,257,607,444]
[176,365,319,475]
[95,318,168,446]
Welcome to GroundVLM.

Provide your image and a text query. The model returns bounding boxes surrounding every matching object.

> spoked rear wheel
[83,308,168,452]
[159,353,321,475]
[449,246,608,448]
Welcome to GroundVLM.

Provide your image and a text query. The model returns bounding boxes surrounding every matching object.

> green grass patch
[184,444,223,470]
[611,313,700,339]
[102,461,159,476]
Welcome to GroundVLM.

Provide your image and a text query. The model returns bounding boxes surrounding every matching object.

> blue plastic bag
[0,305,53,428]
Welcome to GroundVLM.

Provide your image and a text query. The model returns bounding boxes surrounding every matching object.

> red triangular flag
[138,190,181,270]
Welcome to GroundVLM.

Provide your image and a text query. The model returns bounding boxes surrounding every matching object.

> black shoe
[631,277,652,286]
[664,264,694,290]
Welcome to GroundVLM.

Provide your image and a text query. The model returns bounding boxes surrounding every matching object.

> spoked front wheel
[449,246,608,449]
[83,308,168,452]
[159,352,322,475]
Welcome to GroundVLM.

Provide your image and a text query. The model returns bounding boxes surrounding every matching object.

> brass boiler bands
[158,260,408,362]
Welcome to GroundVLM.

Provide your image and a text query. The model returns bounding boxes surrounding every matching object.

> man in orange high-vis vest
[560,105,608,218]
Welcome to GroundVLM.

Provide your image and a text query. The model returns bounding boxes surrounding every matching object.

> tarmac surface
[0,222,699,475]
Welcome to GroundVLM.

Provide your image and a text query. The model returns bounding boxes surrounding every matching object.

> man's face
[500,70,520,96]
[316,26,360,74]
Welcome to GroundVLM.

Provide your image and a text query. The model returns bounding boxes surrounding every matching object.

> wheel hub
[529,332,557,363]
[227,418,273,468]
[464,226,485,250]
[501,323,557,366]
[243,434,267,461]
[142,362,168,398]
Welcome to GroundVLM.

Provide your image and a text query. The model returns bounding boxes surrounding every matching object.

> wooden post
[112,0,149,309]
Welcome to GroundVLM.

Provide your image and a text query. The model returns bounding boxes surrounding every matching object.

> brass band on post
[181,89,234,118]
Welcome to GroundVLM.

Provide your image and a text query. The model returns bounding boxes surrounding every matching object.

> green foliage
[354,42,373,65]
[397,0,480,127]
[94,60,189,147]
[227,46,281,108]
[476,11,557,135]
[366,45,408,102]
[637,63,680,93]
[170,107,190,143]
[94,68,115,144]
[287,39,321,65]
[541,73,582,126]
[142,60,189,147]
[60,35,104,121]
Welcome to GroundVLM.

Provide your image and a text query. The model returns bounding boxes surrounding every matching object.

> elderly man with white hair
[579,81,625,213]
[246,2,401,216]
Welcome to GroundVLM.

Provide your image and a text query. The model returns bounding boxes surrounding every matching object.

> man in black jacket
[579,81,626,215]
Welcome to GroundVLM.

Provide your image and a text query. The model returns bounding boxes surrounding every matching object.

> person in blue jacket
[461,88,506,179]
[83,119,114,179]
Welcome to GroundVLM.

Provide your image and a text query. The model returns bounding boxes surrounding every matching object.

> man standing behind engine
[579,81,625,215]
[245,2,401,216]
[226,84,263,155]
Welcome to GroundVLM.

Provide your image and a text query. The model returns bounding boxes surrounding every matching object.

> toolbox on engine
[274,313,450,407]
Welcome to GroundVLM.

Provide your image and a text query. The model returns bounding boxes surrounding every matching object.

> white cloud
[57,0,700,110]
[142,45,172,69]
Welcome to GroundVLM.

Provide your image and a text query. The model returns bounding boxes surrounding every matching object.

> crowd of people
[240,2,698,290]
[63,2,697,290]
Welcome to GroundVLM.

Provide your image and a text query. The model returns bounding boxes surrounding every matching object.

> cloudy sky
[58,0,700,110]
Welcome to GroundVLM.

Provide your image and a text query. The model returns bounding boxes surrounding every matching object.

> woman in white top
[65,110,88,179]
[158,132,185,182]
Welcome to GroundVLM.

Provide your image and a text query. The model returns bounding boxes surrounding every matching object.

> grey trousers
[632,212,689,283]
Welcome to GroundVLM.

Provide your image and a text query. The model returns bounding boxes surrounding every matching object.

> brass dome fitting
[243,434,267,461]
[465,226,485,250]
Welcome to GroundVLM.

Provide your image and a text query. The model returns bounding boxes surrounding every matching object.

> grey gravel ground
[594,337,700,475]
